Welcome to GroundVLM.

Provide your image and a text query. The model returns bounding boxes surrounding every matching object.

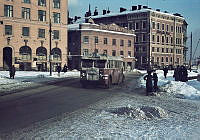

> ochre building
[0,0,68,71]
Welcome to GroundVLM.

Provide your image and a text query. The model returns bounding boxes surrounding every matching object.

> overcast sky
[68,0,200,60]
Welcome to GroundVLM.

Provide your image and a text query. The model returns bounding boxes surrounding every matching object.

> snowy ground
[0,69,200,139]
[0,70,80,95]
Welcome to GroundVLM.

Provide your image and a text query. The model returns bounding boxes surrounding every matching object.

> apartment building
[0,0,68,71]
[87,5,188,69]
[68,20,136,70]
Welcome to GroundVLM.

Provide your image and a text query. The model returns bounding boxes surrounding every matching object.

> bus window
[82,59,93,68]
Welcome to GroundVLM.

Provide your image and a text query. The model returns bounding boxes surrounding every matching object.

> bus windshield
[94,60,106,68]
[82,59,106,68]
[82,59,93,68]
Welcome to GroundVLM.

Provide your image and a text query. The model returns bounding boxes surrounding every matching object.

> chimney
[138,5,142,10]
[143,6,148,9]
[132,6,137,11]
[107,7,110,14]
[156,9,160,12]
[93,7,98,16]
[103,10,106,15]
[120,7,127,13]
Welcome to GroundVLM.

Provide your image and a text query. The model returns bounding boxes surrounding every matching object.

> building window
[83,49,89,56]
[166,24,169,31]
[166,48,169,53]
[22,27,30,36]
[162,48,164,53]
[5,25,12,35]
[83,36,89,43]
[22,0,31,3]
[177,58,179,64]
[157,57,159,63]
[120,51,124,56]
[53,12,60,23]
[22,7,30,19]
[142,34,146,42]
[4,5,13,17]
[170,57,173,62]
[171,37,173,44]
[162,23,165,31]
[103,50,107,56]
[166,57,168,62]
[94,36,98,44]
[128,51,131,57]
[161,57,164,62]
[53,30,59,39]
[112,39,116,46]
[157,23,160,30]
[157,35,160,43]
[38,10,46,22]
[128,40,131,47]
[142,46,146,52]
[162,36,165,44]
[152,47,155,52]
[152,22,155,29]
[135,22,139,30]
[38,0,46,6]
[171,25,173,32]
[152,35,155,42]
[142,57,146,63]
[171,48,173,53]
[135,36,139,43]
[120,40,124,46]
[166,36,169,44]
[104,38,108,45]
[135,47,139,52]
[112,50,116,56]
[142,21,146,29]
[157,48,159,52]
[53,0,60,9]
[38,29,45,38]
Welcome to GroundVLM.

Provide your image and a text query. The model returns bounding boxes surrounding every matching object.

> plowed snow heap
[110,105,168,120]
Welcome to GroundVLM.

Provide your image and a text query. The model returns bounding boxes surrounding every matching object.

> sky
[68,0,200,61]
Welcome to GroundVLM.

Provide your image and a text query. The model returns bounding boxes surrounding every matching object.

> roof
[88,8,185,20]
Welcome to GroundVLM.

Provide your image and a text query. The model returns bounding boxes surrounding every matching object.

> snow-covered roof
[89,8,185,20]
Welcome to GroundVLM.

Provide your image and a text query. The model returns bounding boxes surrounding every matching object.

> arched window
[36,47,47,60]
[19,46,32,60]
[51,48,61,60]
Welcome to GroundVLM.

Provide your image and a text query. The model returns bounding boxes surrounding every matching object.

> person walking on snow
[144,70,153,96]
[163,66,168,78]
[152,72,158,92]
[56,65,61,77]
[9,65,16,79]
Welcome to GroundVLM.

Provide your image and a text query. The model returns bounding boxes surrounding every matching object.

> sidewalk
[0,71,80,96]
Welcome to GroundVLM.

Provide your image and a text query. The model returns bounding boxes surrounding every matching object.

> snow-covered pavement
[0,70,80,95]
[0,69,200,139]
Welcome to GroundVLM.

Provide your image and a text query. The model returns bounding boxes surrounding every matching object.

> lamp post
[49,0,52,76]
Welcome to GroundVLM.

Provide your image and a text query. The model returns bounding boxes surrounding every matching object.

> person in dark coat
[144,70,153,96]
[163,66,168,78]
[9,65,16,79]
[181,65,188,82]
[56,65,61,77]
[173,65,180,81]
[152,72,158,92]
[62,64,68,73]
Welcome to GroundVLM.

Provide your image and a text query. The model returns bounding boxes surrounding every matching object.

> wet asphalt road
[0,73,142,134]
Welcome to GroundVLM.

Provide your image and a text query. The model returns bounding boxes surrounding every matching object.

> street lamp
[49,0,52,76]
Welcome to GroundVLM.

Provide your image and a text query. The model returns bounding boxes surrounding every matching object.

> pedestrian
[181,65,188,82]
[9,65,16,79]
[62,64,68,73]
[173,65,180,81]
[56,65,61,77]
[163,66,168,78]
[144,70,153,96]
[152,71,158,92]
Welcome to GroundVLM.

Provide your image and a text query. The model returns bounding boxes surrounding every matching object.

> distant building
[0,0,68,71]
[86,5,188,69]
[68,20,136,70]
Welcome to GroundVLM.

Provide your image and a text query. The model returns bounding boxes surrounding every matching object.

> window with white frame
[4,5,13,17]
[83,36,89,43]
[38,10,46,21]
[53,0,60,9]
[53,12,60,23]
[22,7,30,19]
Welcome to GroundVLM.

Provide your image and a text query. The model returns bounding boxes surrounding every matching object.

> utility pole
[189,32,192,72]
[49,0,52,76]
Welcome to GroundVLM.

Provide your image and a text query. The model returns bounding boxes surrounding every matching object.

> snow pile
[139,70,200,100]
[109,105,168,120]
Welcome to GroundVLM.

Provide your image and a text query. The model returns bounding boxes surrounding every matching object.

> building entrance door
[3,47,12,70]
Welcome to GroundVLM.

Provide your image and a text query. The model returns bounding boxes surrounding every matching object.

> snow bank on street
[0,70,80,94]
[139,70,200,100]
